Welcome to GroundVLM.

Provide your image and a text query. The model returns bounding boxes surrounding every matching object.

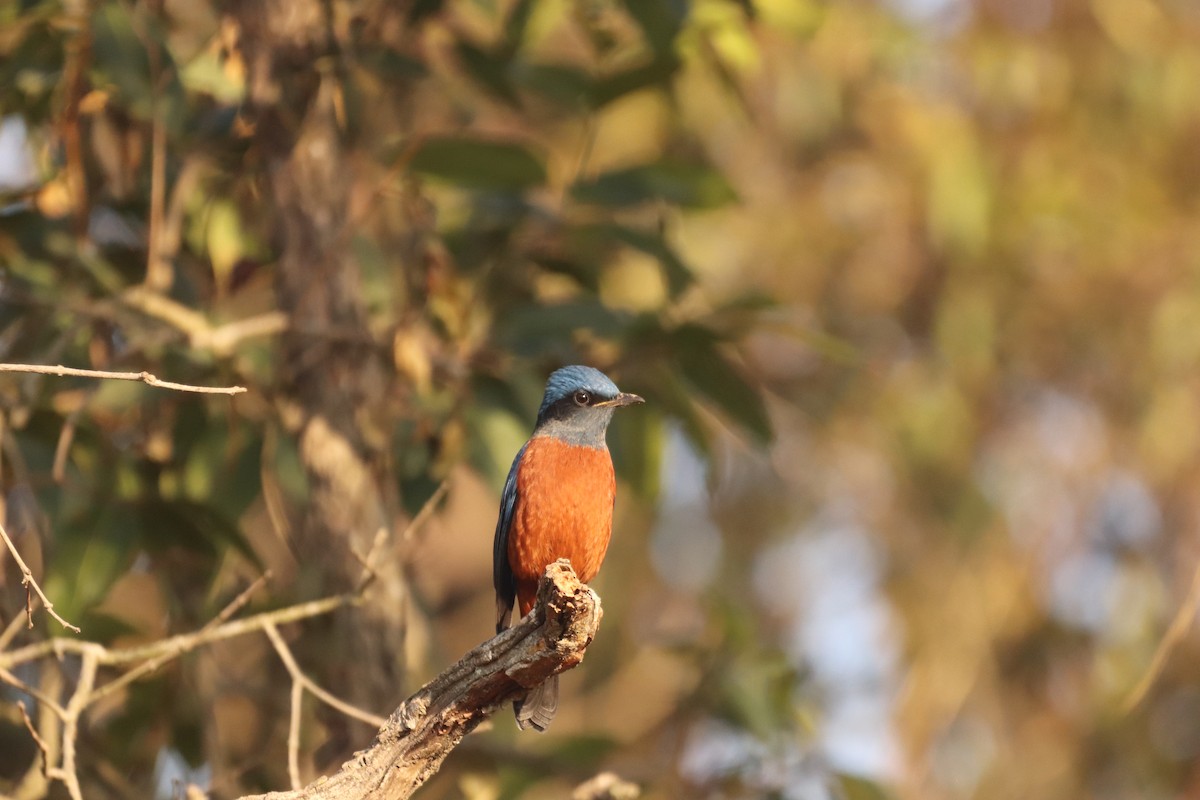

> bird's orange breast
[508,435,616,615]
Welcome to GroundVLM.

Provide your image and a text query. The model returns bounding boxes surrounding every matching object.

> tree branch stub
[240,560,603,800]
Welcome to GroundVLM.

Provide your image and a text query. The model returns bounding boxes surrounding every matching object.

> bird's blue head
[534,365,644,446]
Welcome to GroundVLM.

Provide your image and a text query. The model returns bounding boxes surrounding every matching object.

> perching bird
[492,365,644,731]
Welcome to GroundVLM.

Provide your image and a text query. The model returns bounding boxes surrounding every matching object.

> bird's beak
[598,392,644,408]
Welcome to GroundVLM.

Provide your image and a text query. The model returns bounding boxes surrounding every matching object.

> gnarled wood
[239,560,602,800]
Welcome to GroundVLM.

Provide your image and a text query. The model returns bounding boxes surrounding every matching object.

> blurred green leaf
[138,498,260,566]
[502,0,537,54]
[573,161,737,209]
[47,504,142,621]
[90,3,186,125]
[588,54,682,107]
[513,62,593,106]
[356,48,427,80]
[610,402,664,500]
[671,324,772,443]
[409,136,546,190]
[455,41,520,106]
[593,223,696,296]
[496,299,631,355]
[620,0,687,54]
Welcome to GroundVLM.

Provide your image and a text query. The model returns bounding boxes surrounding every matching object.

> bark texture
[232,0,403,723]
[238,561,603,800]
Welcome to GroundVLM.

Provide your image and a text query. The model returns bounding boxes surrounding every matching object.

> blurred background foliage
[2,0,1200,798]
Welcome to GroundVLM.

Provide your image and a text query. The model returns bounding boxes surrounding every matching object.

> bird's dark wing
[493,441,528,634]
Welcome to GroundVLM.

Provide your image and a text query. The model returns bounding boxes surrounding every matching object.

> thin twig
[17,700,51,777]
[203,571,273,632]
[350,527,389,592]
[354,480,449,591]
[0,664,67,716]
[52,646,98,800]
[86,572,274,705]
[287,677,304,790]
[1122,558,1200,713]
[1,593,352,673]
[0,610,26,652]
[0,519,80,633]
[237,561,603,800]
[51,409,82,484]
[145,73,170,291]
[400,480,449,548]
[263,621,386,729]
[0,363,246,395]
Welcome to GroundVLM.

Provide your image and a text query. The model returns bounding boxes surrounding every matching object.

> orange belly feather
[508,435,616,615]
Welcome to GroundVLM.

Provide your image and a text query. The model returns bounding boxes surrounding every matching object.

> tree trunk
[233,0,406,741]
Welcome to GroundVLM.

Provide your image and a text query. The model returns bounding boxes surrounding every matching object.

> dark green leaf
[356,49,427,80]
[502,0,536,55]
[455,41,520,106]
[619,0,687,55]
[496,300,631,356]
[409,136,546,190]
[91,4,186,126]
[610,402,664,500]
[513,63,592,107]
[139,498,261,567]
[595,224,696,296]
[47,503,142,620]
[672,325,772,443]
[573,161,737,209]
[587,54,681,108]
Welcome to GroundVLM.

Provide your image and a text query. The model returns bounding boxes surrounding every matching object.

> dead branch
[0,519,80,633]
[238,560,603,800]
[0,362,247,395]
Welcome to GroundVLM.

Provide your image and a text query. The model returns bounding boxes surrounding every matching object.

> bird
[492,365,644,731]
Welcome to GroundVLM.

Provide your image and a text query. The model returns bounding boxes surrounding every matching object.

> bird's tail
[514,674,559,732]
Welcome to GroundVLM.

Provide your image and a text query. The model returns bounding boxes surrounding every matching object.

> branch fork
[244,559,603,800]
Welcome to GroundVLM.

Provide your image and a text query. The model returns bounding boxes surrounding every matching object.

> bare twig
[1123,559,1200,713]
[349,527,389,592]
[86,572,274,705]
[204,571,274,632]
[51,408,82,484]
[0,363,246,395]
[288,678,304,790]
[1,593,352,674]
[1,581,358,800]
[238,560,602,800]
[352,480,449,591]
[262,621,386,729]
[0,664,67,716]
[0,519,80,633]
[400,480,449,549]
[50,646,98,800]
[0,610,26,652]
[17,700,51,777]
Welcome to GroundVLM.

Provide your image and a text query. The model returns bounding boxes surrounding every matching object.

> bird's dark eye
[573,390,591,406]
